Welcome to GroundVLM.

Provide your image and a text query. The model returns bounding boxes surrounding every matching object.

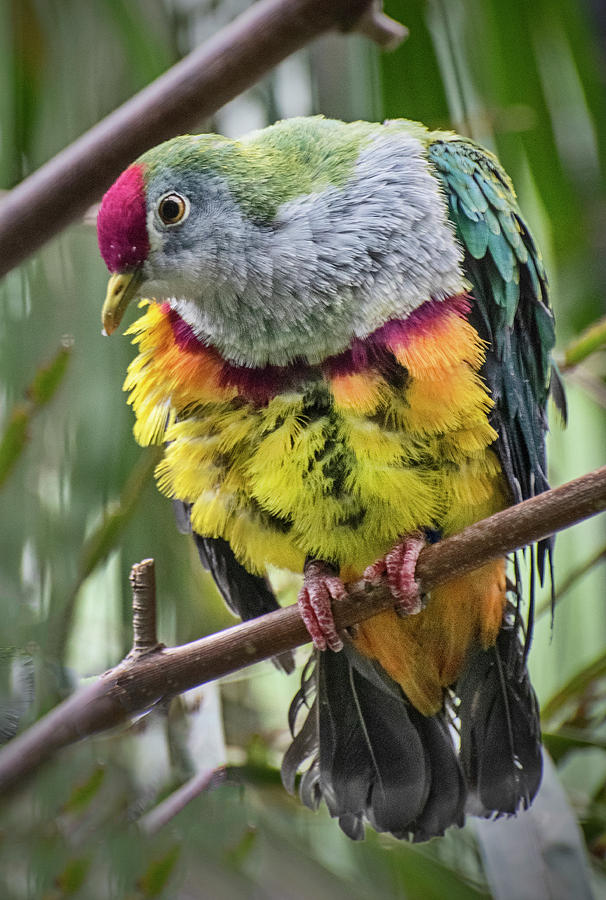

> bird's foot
[298,560,346,652]
[364,533,426,617]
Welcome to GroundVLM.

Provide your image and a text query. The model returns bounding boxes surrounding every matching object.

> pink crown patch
[97,164,149,272]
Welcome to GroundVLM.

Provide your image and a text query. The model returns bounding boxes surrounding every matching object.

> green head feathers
[138,117,381,222]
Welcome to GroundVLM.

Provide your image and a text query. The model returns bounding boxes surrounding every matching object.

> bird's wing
[426,138,558,813]
[174,500,295,673]
[429,137,564,600]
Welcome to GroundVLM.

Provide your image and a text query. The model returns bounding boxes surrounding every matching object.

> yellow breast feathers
[124,296,505,582]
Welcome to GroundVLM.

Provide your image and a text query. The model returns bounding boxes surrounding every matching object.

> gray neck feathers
[168,133,467,367]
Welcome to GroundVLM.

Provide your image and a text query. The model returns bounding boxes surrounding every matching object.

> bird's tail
[457,608,543,816]
[282,643,466,841]
[282,605,542,841]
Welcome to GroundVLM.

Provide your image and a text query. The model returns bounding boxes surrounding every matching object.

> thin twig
[139,766,226,834]
[0,465,605,794]
[129,559,161,656]
[0,0,406,278]
[354,3,409,50]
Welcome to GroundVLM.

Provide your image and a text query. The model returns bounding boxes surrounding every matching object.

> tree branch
[0,0,406,279]
[129,558,161,656]
[139,767,226,834]
[0,464,605,794]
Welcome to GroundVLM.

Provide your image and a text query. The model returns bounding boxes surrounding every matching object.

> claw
[363,557,387,584]
[386,533,425,616]
[298,560,346,652]
[364,533,426,617]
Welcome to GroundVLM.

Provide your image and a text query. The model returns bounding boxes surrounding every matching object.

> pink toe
[297,567,345,653]
[364,558,387,583]
[297,587,327,651]
[385,534,425,616]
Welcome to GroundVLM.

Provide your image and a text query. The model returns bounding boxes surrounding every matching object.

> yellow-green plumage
[126,299,503,581]
[124,296,508,717]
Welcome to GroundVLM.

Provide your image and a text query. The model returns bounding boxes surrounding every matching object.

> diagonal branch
[139,767,226,834]
[0,0,406,278]
[0,464,605,794]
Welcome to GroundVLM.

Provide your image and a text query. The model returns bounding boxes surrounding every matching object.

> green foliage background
[0,0,605,897]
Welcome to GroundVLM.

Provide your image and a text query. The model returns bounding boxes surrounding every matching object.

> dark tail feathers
[282,644,466,842]
[282,614,542,841]
[458,611,542,817]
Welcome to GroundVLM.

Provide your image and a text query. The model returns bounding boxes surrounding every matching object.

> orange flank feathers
[124,302,235,446]
[391,305,485,378]
[330,371,387,414]
[353,558,507,716]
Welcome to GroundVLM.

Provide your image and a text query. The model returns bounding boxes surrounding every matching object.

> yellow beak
[101,271,143,335]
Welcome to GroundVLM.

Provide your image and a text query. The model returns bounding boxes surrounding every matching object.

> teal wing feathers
[428,137,557,814]
[429,138,563,584]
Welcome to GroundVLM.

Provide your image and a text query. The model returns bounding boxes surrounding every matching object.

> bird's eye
[158,193,188,226]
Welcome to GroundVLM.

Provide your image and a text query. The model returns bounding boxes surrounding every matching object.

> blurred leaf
[11,0,46,179]
[382,1,450,125]
[544,728,606,763]
[0,407,29,487]
[561,315,606,369]
[0,344,71,488]
[64,765,106,813]
[27,344,71,404]
[49,446,162,661]
[223,825,258,869]
[101,0,174,87]
[542,650,606,724]
[475,752,593,900]
[77,447,161,584]
[137,844,180,897]
[55,855,91,895]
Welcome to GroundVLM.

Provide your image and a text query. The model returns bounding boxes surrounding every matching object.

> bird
[97,115,563,842]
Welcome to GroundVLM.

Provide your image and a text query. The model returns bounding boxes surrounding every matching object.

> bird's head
[97,120,468,366]
[97,134,259,337]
